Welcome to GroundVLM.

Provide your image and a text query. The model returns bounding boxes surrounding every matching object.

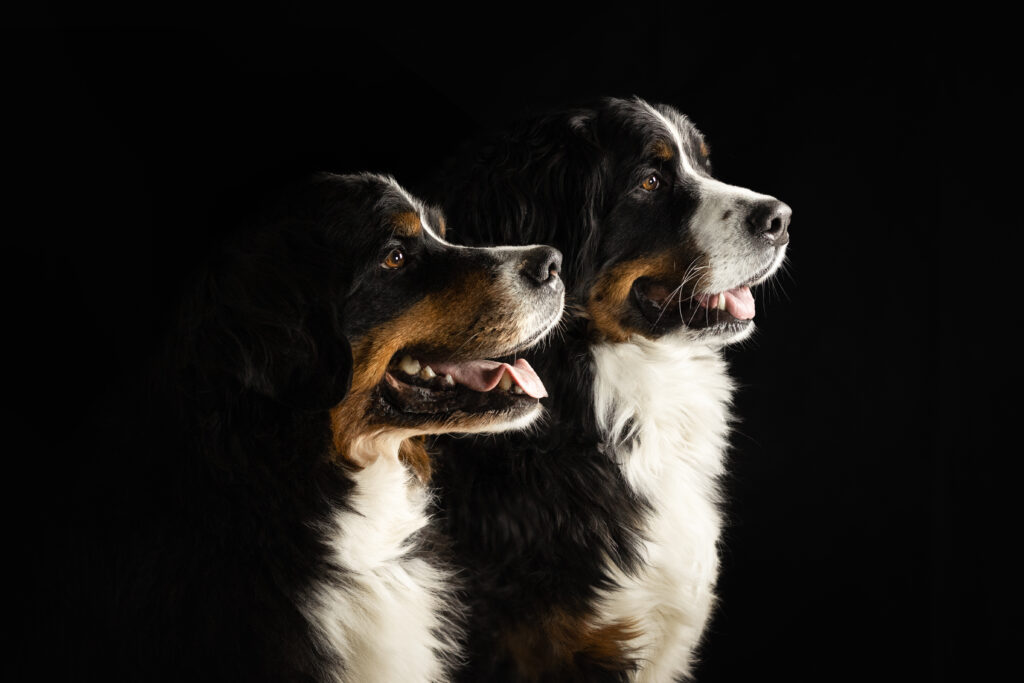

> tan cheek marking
[587,256,673,343]
[700,141,709,158]
[392,211,422,237]
[329,270,501,464]
[436,215,447,238]
[586,245,709,342]
[329,294,454,465]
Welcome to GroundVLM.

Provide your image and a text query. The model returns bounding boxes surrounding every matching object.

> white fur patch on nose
[688,178,783,292]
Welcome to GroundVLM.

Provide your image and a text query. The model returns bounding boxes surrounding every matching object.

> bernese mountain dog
[68,173,564,681]
[427,97,792,681]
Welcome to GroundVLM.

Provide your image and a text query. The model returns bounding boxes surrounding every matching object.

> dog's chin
[631,277,758,345]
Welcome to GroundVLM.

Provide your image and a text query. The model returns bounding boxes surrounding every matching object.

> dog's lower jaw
[683,319,756,347]
[442,400,545,436]
[590,336,734,680]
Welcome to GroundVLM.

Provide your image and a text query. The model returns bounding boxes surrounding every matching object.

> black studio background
[19,8,1020,682]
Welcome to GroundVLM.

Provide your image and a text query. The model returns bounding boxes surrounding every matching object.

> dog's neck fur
[592,336,733,494]
[591,335,734,681]
[302,436,462,683]
[344,431,408,469]
[181,392,459,681]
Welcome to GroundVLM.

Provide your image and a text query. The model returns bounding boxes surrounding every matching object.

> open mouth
[378,352,547,418]
[632,277,758,334]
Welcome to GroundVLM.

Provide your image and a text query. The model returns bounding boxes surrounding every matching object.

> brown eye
[641,174,661,192]
[383,247,406,269]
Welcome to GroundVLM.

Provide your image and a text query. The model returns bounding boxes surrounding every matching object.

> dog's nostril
[746,200,792,243]
[522,245,563,287]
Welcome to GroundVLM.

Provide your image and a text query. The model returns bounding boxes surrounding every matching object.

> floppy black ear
[227,271,355,413]
[182,218,355,413]
[267,311,353,411]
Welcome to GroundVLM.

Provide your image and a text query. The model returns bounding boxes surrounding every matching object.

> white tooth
[511,385,524,394]
[718,294,727,311]
[443,374,455,386]
[399,355,421,375]
[498,371,513,391]
[419,365,436,379]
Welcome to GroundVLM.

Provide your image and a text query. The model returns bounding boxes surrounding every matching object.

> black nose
[521,245,563,287]
[746,200,792,244]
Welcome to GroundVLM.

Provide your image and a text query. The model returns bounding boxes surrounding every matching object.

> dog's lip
[693,286,755,320]
[378,363,539,416]
[739,261,776,288]
[386,354,547,399]
[376,348,547,418]
[376,305,561,414]
[633,256,776,325]
[632,277,757,330]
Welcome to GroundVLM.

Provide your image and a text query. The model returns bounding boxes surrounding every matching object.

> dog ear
[228,278,355,412]
[184,226,355,413]
[216,310,354,413]
[269,311,353,411]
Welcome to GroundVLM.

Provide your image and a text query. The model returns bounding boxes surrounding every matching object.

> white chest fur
[591,337,735,682]
[301,455,460,683]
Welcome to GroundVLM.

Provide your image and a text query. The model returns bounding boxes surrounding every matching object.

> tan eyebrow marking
[651,140,675,160]
[435,215,447,238]
[392,211,422,237]
[699,141,710,158]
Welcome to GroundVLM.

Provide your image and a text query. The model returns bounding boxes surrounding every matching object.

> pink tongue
[428,358,548,398]
[701,286,756,319]
[722,286,755,320]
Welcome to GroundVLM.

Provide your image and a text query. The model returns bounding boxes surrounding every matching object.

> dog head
[193,173,564,471]
[322,174,565,467]
[446,96,790,345]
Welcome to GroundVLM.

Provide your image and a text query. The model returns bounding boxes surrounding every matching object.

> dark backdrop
[21,8,1020,682]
